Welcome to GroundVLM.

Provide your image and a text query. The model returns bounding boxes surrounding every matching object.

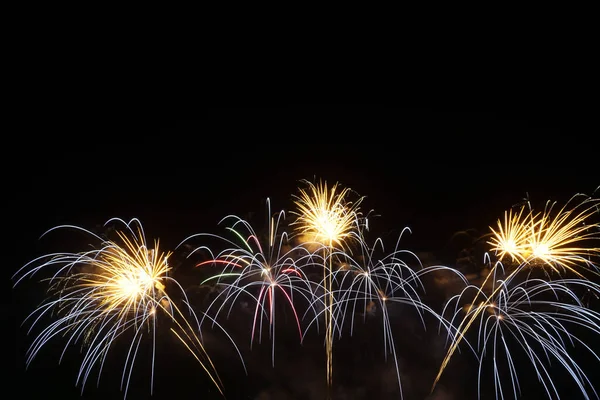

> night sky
[8,108,599,400]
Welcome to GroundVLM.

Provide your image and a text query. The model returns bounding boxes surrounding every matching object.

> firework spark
[441,256,600,400]
[434,191,600,397]
[13,218,224,399]
[303,226,464,399]
[487,205,534,265]
[290,178,368,399]
[179,198,318,367]
[488,193,600,278]
[290,178,367,251]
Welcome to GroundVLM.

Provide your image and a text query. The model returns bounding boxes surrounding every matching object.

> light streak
[13,218,224,399]
[180,198,318,368]
[290,178,368,399]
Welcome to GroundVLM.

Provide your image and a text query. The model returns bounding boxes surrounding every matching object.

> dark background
[8,108,599,399]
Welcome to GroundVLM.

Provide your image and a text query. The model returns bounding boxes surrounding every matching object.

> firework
[179,198,318,367]
[13,218,223,399]
[441,257,600,400]
[290,178,368,399]
[486,205,534,265]
[488,193,600,278]
[306,226,464,398]
[433,192,600,397]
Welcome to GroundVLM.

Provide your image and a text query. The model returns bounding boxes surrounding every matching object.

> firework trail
[12,218,224,399]
[179,198,319,368]
[290,178,368,399]
[433,191,600,398]
[441,255,600,400]
[301,226,466,399]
